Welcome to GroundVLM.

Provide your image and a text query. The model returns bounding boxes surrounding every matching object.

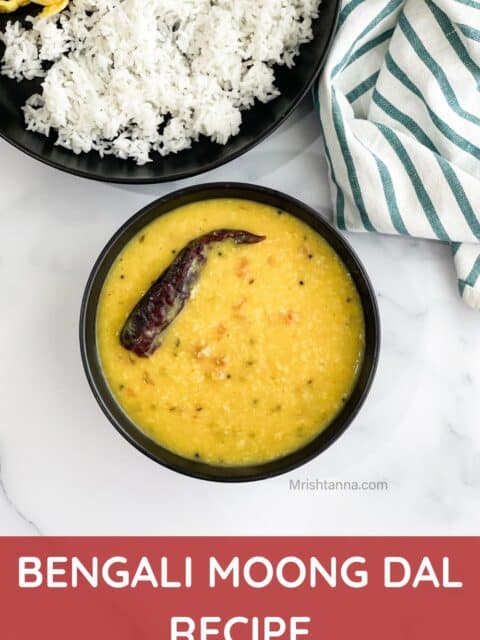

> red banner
[0,537,476,639]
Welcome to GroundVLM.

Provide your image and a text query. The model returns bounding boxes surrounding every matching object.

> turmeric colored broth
[96,199,365,466]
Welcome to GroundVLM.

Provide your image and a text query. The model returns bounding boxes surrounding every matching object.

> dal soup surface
[97,199,365,466]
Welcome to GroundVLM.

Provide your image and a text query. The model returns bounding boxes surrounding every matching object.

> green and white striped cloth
[316,0,480,309]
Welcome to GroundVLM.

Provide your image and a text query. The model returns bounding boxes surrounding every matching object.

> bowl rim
[79,182,380,482]
[0,0,340,184]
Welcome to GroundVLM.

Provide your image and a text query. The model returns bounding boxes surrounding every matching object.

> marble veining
[0,98,479,536]
[0,458,42,535]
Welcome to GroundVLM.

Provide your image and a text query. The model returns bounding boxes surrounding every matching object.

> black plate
[80,183,380,481]
[0,1,340,183]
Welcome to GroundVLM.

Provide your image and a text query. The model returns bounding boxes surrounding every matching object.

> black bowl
[0,1,340,183]
[80,183,380,481]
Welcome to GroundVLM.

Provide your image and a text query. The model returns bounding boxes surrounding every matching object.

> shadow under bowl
[80,183,380,481]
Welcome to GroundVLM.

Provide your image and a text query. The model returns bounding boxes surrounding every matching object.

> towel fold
[316,0,480,309]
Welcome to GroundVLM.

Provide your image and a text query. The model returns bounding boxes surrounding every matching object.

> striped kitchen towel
[316,0,480,309]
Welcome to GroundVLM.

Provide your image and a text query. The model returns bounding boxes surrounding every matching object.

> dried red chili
[120,229,265,357]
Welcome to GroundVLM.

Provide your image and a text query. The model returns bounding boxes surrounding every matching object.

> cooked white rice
[1,0,320,164]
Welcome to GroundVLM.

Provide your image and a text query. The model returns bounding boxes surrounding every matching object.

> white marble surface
[1,98,479,536]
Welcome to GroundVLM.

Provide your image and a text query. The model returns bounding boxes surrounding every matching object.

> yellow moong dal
[96,199,365,466]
